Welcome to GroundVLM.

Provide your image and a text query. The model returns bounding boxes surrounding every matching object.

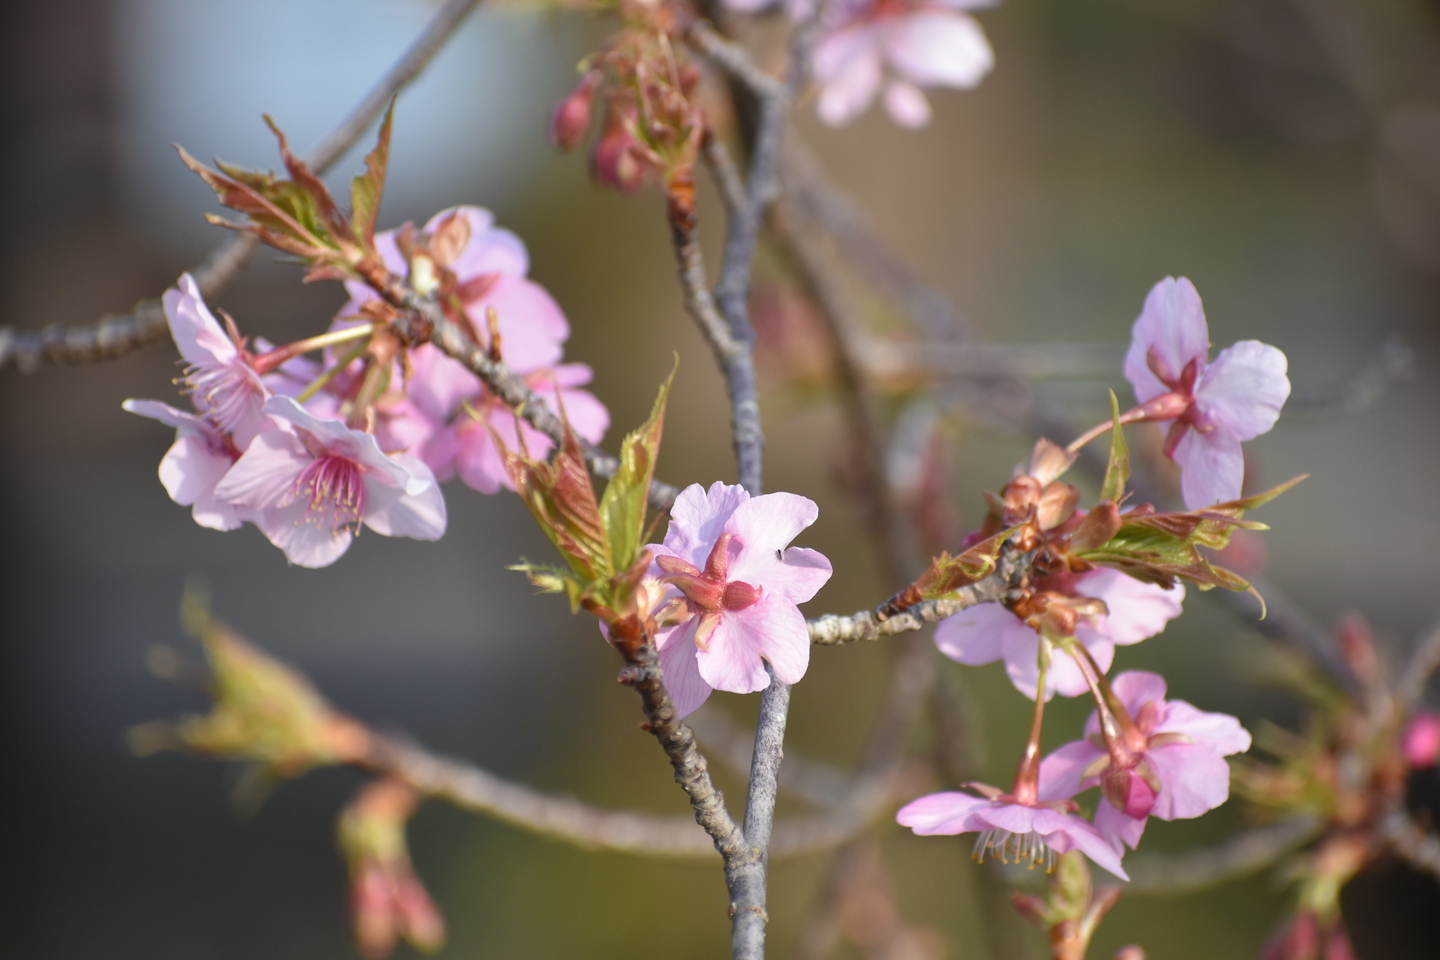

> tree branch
[0,0,485,373]
[1395,617,1440,712]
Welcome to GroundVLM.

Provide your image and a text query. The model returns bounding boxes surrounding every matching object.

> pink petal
[1158,699,1252,756]
[1039,739,1106,802]
[883,80,933,128]
[815,27,884,126]
[1124,277,1210,404]
[463,275,568,373]
[895,791,989,834]
[663,483,751,568]
[454,414,515,495]
[695,617,774,696]
[935,602,1031,667]
[257,500,354,568]
[163,273,238,368]
[725,492,821,566]
[1075,569,1185,646]
[1195,340,1290,441]
[655,619,713,719]
[362,453,447,541]
[160,436,244,531]
[726,596,812,685]
[884,12,994,89]
[1146,743,1232,820]
[1094,796,1148,852]
[374,399,457,482]
[212,429,310,508]
[406,344,481,421]
[992,806,1128,880]
[1109,670,1169,717]
[424,206,530,278]
[1172,425,1245,510]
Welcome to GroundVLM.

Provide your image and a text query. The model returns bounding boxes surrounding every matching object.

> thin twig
[1395,618,1440,711]
[0,0,485,373]
[1124,816,1323,894]
[1380,809,1440,883]
[807,549,1031,646]
[687,21,787,99]
[703,129,748,217]
[1283,335,1414,421]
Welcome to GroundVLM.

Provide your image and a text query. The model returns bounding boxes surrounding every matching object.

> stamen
[970,829,1057,872]
[287,455,366,532]
[182,362,259,436]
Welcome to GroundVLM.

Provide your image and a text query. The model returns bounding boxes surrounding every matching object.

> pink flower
[339,206,569,374]
[213,397,447,568]
[647,482,833,718]
[1402,712,1440,769]
[812,0,996,129]
[1039,670,1251,851]
[452,364,609,494]
[896,788,1129,880]
[1123,277,1291,510]
[935,569,1184,700]
[122,400,246,531]
[164,273,269,447]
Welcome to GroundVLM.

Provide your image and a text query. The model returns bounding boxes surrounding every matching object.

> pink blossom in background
[934,569,1184,700]
[122,400,247,532]
[452,363,608,494]
[1124,277,1291,510]
[339,206,569,373]
[213,397,447,568]
[1039,670,1251,851]
[646,482,833,718]
[896,789,1129,879]
[1402,712,1440,769]
[811,0,997,128]
[164,273,270,447]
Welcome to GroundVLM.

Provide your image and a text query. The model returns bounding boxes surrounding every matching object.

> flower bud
[590,107,649,194]
[551,70,604,152]
[1115,948,1148,960]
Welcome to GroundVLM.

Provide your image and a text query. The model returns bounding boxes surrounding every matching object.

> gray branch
[0,0,485,373]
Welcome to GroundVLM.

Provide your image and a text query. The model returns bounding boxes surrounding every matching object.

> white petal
[883,80,933,127]
[1124,277,1210,404]
[362,453,447,541]
[1173,426,1245,510]
[885,12,994,89]
[1195,340,1290,441]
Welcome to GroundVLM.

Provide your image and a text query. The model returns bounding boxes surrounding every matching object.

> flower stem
[1012,644,1051,805]
[297,340,370,404]
[1060,638,1142,763]
[253,323,374,375]
[1065,392,1190,454]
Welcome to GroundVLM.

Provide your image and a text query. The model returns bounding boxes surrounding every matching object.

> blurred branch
[861,340,1126,381]
[1379,810,1440,883]
[807,547,1031,646]
[690,704,857,808]
[1282,335,1414,421]
[1124,816,1323,894]
[1395,618,1440,711]
[702,128,748,216]
[0,0,486,373]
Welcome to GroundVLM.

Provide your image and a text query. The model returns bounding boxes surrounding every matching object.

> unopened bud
[591,108,649,194]
[1403,712,1440,769]
[1101,765,1158,820]
[1037,482,1080,531]
[551,70,604,151]
[1115,947,1147,960]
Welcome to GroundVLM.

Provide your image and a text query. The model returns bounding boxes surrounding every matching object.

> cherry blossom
[1039,670,1251,851]
[811,0,997,129]
[122,400,247,531]
[934,569,1184,700]
[896,788,1129,880]
[646,482,833,718]
[1123,277,1291,510]
[213,397,447,568]
[164,273,270,447]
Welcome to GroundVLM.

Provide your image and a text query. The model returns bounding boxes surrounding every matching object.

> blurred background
[3,0,1439,957]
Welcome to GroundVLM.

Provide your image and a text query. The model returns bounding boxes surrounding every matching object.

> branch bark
[1123,816,1322,894]
[0,0,485,373]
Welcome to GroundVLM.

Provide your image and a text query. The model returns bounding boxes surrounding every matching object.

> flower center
[971,829,1057,872]
[290,455,366,532]
[182,361,260,437]
[654,533,763,617]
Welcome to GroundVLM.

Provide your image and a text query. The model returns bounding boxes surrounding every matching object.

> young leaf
[598,362,675,572]
[1100,389,1129,504]
[350,101,394,251]
[501,417,611,584]
[880,526,1020,616]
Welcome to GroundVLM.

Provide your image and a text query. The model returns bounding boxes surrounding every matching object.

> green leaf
[500,413,611,584]
[350,101,394,251]
[599,361,675,572]
[1100,389,1129,503]
[881,525,1021,615]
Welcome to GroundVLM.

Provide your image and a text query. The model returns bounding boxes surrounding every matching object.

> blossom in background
[213,397,447,568]
[1039,670,1251,851]
[647,482,832,718]
[121,400,246,531]
[165,273,270,447]
[811,0,997,128]
[934,568,1184,700]
[1124,277,1291,510]
[896,788,1129,880]
[332,206,608,492]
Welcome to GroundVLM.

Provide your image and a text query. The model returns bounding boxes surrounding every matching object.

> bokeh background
[4,0,1440,957]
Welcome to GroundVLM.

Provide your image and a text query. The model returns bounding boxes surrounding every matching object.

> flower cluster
[895,278,1293,879]
[125,206,606,567]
